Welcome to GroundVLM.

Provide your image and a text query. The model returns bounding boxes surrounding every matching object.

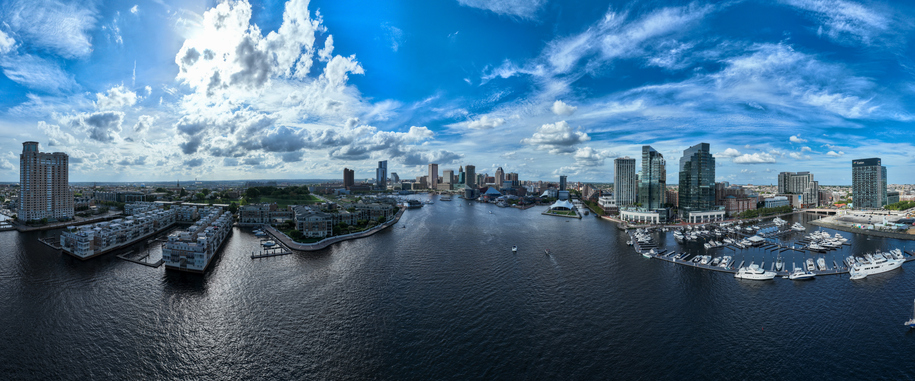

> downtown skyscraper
[852,158,887,209]
[428,163,439,189]
[614,157,637,207]
[678,143,715,212]
[19,141,73,222]
[375,161,387,190]
[464,165,476,188]
[638,146,666,210]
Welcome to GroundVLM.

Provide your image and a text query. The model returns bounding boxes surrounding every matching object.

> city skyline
[1,0,914,184]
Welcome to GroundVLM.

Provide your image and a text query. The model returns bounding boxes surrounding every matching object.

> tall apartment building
[428,163,439,189]
[559,175,567,191]
[495,167,505,188]
[458,166,465,185]
[638,146,666,210]
[613,157,637,207]
[465,165,476,188]
[442,169,454,184]
[852,158,887,209]
[343,168,354,189]
[375,161,387,190]
[777,172,819,207]
[19,141,73,222]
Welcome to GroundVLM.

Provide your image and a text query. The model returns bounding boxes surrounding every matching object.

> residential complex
[777,171,819,208]
[61,204,178,259]
[19,141,73,222]
[163,207,234,273]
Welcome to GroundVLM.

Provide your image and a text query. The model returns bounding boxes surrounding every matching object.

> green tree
[246,187,260,199]
[201,188,211,196]
[179,189,188,197]
[228,202,238,214]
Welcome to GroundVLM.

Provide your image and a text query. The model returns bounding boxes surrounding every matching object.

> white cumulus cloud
[551,100,577,116]
[463,115,505,130]
[521,120,591,154]
[733,152,776,164]
[789,134,807,143]
[96,85,138,110]
[715,148,741,158]
[826,150,845,157]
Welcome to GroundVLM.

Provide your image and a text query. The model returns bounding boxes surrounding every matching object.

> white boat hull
[849,257,904,280]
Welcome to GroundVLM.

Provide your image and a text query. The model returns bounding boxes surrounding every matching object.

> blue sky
[0,0,913,185]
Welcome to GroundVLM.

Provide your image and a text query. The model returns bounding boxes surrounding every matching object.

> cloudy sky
[0,0,913,184]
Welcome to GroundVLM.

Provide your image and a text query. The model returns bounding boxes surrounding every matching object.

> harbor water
[2,196,915,379]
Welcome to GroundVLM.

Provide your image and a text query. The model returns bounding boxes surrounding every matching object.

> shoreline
[810,219,915,241]
[265,206,406,252]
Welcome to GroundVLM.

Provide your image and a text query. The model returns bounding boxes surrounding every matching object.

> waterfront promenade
[264,206,406,252]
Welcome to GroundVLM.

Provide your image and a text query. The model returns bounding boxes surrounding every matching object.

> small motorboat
[512,245,518,253]
[262,241,276,247]
[905,299,915,328]
[544,249,551,255]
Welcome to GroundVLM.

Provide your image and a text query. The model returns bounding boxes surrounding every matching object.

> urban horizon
[1,0,914,184]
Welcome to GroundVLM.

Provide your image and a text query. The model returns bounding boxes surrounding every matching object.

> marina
[629,216,915,279]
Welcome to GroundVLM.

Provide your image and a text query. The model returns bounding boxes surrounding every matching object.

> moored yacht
[734,263,777,280]
[788,267,816,280]
[806,258,816,272]
[849,251,904,280]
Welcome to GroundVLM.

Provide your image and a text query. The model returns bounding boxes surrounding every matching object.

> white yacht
[775,257,784,272]
[806,258,816,272]
[817,258,827,271]
[788,267,816,280]
[791,222,806,231]
[734,263,777,280]
[719,256,732,269]
[849,252,904,280]
[512,245,517,253]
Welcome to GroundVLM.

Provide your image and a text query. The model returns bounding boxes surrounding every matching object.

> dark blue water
[2,197,915,380]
